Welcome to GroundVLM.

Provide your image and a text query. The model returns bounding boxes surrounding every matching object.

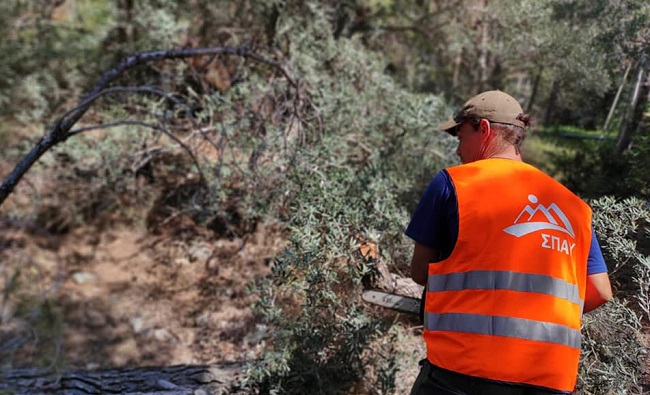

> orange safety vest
[424,158,592,393]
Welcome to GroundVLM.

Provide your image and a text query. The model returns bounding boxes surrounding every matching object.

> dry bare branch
[0,46,298,207]
[68,120,206,181]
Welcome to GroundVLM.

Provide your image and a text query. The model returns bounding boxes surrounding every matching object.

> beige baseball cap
[437,90,526,135]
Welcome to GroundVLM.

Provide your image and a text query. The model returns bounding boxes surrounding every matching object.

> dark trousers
[410,360,572,395]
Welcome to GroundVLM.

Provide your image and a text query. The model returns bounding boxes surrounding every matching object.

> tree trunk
[477,0,490,91]
[544,79,560,125]
[117,0,135,44]
[616,67,649,153]
[526,67,543,113]
[452,50,462,90]
[0,364,244,395]
[603,62,632,133]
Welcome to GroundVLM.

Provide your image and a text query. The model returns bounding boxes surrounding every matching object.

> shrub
[0,0,118,123]
[576,196,650,394]
[578,298,645,394]
[242,2,454,393]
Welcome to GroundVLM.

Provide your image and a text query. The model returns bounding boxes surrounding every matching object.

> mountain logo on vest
[504,194,576,255]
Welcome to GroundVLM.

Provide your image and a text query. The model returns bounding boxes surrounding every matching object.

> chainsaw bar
[362,290,421,315]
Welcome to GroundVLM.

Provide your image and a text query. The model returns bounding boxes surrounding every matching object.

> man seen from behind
[407,90,613,395]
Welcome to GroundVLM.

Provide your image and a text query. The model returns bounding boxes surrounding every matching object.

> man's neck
[482,145,522,162]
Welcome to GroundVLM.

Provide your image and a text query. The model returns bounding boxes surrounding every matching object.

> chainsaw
[362,290,421,316]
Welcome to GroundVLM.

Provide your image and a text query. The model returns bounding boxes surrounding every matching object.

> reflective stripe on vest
[428,270,583,307]
[424,312,582,349]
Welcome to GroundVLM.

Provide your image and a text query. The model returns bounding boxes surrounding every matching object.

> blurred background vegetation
[0,0,648,394]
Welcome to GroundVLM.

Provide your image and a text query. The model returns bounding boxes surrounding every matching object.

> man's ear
[479,119,492,140]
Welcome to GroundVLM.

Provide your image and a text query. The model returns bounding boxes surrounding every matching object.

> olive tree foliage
[333,0,649,130]
[492,1,615,126]
[554,0,649,63]
[234,3,455,393]
[578,196,650,394]
[0,0,116,123]
[0,0,208,126]
[546,0,650,131]
[491,0,649,130]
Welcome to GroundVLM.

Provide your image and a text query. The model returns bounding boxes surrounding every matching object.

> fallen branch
[68,120,206,181]
[0,46,297,207]
[0,363,245,395]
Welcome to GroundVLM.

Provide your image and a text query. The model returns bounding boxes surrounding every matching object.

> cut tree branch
[0,363,244,394]
[0,46,297,207]
[68,120,206,182]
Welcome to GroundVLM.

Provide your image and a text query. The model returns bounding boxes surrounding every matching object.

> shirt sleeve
[587,226,608,275]
[404,170,458,259]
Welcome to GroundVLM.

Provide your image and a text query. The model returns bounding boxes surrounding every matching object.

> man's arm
[583,272,613,313]
[410,242,439,286]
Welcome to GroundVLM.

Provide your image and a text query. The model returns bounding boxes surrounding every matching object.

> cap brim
[437,118,459,135]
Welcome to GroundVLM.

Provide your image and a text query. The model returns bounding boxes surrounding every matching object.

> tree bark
[452,51,462,90]
[0,364,244,395]
[544,79,560,125]
[526,67,543,113]
[603,62,632,133]
[477,0,490,91]
[616,67,649,153]
[117,0,135,44]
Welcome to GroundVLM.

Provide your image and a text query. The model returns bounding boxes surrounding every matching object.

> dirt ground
[0,219,290,370]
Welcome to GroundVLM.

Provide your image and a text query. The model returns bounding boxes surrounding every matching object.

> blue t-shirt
[405,170,608,275]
